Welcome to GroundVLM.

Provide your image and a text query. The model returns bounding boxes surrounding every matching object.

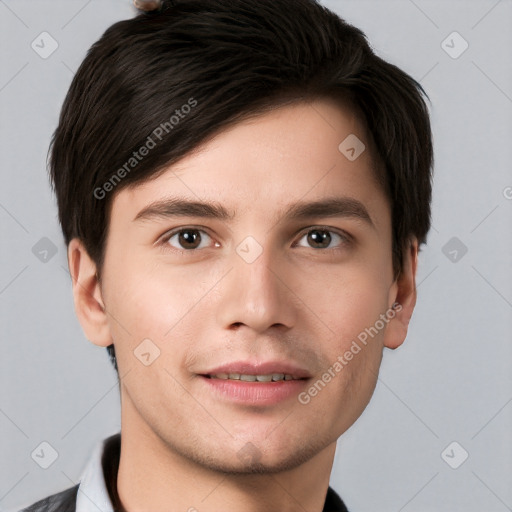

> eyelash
[157,226,352,254]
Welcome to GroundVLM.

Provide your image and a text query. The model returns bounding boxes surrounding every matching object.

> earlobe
[383,239,419,350]
[67,238,113,347]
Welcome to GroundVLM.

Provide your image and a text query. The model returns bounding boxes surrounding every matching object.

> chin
[202,452,314,475]
[186,434,334,476]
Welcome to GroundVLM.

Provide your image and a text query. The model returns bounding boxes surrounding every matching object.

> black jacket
[19,485,79,512]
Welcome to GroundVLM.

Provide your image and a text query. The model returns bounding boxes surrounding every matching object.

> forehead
[111,98,388,229]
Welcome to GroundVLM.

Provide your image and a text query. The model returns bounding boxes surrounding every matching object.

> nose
[216,242,298,334]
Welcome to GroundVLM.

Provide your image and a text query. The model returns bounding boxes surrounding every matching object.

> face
[71,98,415,474]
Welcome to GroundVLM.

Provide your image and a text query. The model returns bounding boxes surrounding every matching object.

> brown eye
[307,229,332,249]
[163,228,213,251]
[296,227,349,250]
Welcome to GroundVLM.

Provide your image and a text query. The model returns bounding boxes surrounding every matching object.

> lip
[199,360,311,406]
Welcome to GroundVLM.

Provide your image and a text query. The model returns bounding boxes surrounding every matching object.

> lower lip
[200,376,308,406]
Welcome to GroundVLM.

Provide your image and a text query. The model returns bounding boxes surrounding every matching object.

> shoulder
[18,484,79,512]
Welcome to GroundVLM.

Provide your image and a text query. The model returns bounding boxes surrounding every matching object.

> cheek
[102,250,194,335]
[295,258,391,412]
[100,252,218,385]
[297,258,392,343]
[305,278,388,420]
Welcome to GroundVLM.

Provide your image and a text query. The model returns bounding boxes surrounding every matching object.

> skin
[68,98,418,512]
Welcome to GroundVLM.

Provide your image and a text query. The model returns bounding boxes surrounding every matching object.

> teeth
[210,373,298,381]
[240,374,257,382]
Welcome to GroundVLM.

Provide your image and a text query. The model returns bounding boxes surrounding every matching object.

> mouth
[203,373,304,382]
[198,361,311,405]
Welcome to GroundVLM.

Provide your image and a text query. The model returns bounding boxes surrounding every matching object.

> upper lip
[202,361,312,379]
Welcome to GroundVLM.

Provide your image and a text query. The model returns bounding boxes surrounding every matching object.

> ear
[67,238,113,347]
[383,238,419,350]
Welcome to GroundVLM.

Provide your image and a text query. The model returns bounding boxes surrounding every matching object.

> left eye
[295,228,349,250]
[162,228,214,251]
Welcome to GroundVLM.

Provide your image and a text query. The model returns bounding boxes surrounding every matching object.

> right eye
[159,227,219,252]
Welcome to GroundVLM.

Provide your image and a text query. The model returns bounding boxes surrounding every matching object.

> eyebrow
[133,196,375,228]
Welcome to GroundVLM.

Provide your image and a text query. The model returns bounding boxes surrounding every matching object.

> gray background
[1,1,511,511]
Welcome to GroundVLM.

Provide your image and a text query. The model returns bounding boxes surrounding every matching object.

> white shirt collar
[75,435,116,512]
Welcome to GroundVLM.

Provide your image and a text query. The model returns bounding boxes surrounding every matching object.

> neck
[116,400,336,512]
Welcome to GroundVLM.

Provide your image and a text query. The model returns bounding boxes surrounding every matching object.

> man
[20,0,433,510]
